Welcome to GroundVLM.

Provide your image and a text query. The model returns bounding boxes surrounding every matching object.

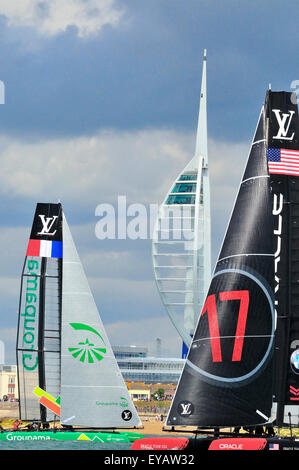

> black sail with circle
[167,97,275,428]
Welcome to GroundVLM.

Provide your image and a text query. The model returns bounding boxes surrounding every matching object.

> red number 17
[201,290,249,363]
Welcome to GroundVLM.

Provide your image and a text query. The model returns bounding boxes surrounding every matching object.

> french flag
[26,239,63,258]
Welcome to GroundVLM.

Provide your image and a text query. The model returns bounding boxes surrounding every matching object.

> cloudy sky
[0,0,298,363]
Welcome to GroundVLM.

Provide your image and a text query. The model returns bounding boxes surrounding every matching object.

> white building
[0,365,18,400]
[113,346,184,384]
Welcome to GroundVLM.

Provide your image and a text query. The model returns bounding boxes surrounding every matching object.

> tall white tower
[152,50,211,356]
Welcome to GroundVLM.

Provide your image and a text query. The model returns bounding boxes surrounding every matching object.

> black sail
[167,100,276,427]
[16,203,63,422]
[267,91,299,426]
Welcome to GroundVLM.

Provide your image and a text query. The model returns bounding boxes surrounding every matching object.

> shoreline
[1,405,298,438]
[131,414,196,435]
[0,406,193,435]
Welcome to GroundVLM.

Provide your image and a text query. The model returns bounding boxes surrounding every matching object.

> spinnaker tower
[152,50,211,355]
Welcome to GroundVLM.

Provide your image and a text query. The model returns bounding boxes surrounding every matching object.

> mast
[16,203,63,422]
[38,256,47,422]
[152,50,211,355]
[266,90,299,426]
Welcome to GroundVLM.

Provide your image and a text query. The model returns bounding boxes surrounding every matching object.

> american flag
[268,147,299,175]
[269,443,279,450]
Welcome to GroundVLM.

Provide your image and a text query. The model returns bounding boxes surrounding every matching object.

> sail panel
[219,173,273,261]
[167,104,276,427]
[60,215,141,428]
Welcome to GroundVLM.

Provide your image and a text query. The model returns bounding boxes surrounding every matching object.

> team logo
[68,323,107,364]
[37,214,58,236]
[177,401,194,417]
[121,410,132,421]
[273,193,283,317]
[272,109,295,141]
[120,397,129,408]
[289,385,299,400]
[186,267,274,386]
[290,348,299,375]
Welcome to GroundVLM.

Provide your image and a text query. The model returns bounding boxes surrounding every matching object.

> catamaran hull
[131,436,299,451]
[0,431,143,443]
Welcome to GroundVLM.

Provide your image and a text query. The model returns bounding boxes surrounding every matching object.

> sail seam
[242,175,269,184]
[252,139,266,145]
[63,292,91,295]
[218,253,274,262]
[193,334,274,342]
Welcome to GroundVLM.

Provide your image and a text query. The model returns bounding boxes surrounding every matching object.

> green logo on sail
[68,323,107,364]
[22,259,39,371]
[120,397,129,408]
[96,397,129,407]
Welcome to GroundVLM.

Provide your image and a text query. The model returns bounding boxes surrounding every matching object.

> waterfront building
[0,365,18,400]
[127,383,151,401]
[127,382,176,401]
[113,345,184,384]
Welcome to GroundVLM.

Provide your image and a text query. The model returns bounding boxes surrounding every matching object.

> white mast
[152,50,211,353]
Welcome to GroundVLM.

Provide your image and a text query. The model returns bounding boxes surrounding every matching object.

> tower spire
[195,49,208,166]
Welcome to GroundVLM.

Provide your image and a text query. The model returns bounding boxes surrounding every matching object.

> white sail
[60,214,141,428]
[152,50,211,350]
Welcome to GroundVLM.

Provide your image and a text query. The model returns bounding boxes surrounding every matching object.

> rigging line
[218,253,274,263]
